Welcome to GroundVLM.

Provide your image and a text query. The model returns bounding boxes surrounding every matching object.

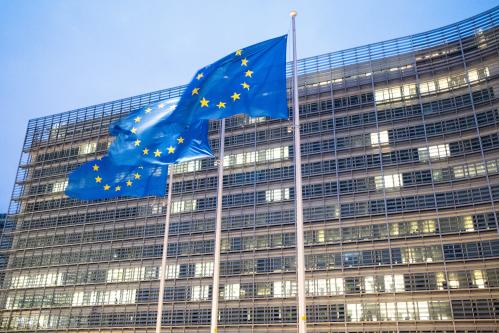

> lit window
[273,281,295,298]
[52,180,68,193]
[224,147,289,168]
[463,216,474,232]
[224,283,240,300]
[370,130,389,146]
[375,174,403,190]
[438,77,449,90]
[191,285,210,301]
[194,262,213,277]
[265,188,290,202]
[172,160,202,174]
[418,144,450,161]
[166,264,180,279]
[171,199,197,214]
[79,142,97,155]
[472,270,486,288]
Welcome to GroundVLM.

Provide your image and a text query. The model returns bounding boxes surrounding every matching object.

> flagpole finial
[289,10,297,17]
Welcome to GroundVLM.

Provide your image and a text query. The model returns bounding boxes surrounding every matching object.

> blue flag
[169,35,288,124]
[65,156,168,199]
[107,97,213,166]
[65,97,213,199]
[65,35,288,200]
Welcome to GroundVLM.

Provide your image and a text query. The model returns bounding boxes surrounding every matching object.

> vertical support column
[155,165,174,333]
[211,118,226,333]
[290,10,307,333]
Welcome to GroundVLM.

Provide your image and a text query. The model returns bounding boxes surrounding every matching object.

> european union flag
[65,97,214,200]
[169,35,288,124]
[65,156,167,200]
[107,97,213,166]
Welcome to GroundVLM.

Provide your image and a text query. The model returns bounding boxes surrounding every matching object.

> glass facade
[1,6,499,333]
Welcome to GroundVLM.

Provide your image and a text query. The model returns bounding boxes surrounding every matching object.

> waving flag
[65,35,288,200]
[169,35,288,123]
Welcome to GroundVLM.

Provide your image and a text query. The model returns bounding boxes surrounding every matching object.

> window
[418,144,450,161]
[79,142,97,155]
[194,262,213,277]
[224,147,289,168]
[191,285,210,301]
[273,281,295,298]
[171,199,197,214]
[370,130,389,146]
[224,283,240,300]
[375,174,402,190]
[52,180,68,193]
[172,160,202,174]
[265,188,290,202]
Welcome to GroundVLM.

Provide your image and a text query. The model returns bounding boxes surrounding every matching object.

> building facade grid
[0,6,499,333]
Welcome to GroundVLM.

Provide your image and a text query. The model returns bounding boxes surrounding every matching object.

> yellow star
[134,139,141,146]
[245,70,253,77]
[142,148,149,155]
[154,149,162,157]
[158,103,165,108]
[231,92,240,101]
[196,72,204,80]
[177,137,184,144]
[216,101,226,109]
[126,180,133,186]
[95,176,102,183]
[115,186,121,191]
[167,146,175,154]
[241,58,248,66]
[92,164,99,171]
[103,184,110,191]
[200,97,209,107]
[192,87,200,95]
[134,173,141,179]
[134,116,141,123]
[241,82,250,90]
[131,127,137,134]
[235,49,243,56]
[145,108,152,113]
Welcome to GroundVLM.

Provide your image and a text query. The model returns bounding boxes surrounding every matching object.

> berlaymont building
[1,6,499,333]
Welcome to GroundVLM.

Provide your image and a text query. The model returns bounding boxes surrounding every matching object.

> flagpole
[156,165,174,333]
[210,117,225,333]
[290,10,307,333]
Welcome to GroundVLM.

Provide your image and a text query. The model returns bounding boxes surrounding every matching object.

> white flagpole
[210,118,225,333]
[290,10,307,333]
[156,165,174,333]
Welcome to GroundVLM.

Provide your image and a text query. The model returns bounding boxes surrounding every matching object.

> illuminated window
[171,199,197,214]
[52,180,68,193]
[375,174,403,190]
[191,285,210,301]
[79,142,97,155]
[370,130,389,146]
[384,274,404,292]
[472,270,486,288]
[418,144,450,161]
[374,84,416,103]
[224,147,289,168]
[166,264,180,279]
[172,160,202,173]
[194,262,213,277]
[265,188,290,202]
[273,281,295,298]
[224,283,240,300]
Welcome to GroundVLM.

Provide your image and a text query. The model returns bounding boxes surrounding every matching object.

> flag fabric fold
[65,156,168,200]
[170,35,288,124]
[65,34,288,200]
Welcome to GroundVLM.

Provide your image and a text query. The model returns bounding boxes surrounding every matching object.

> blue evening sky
[0,0,497,212]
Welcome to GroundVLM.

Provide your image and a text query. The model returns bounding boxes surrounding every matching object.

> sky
[0,0,497,212]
